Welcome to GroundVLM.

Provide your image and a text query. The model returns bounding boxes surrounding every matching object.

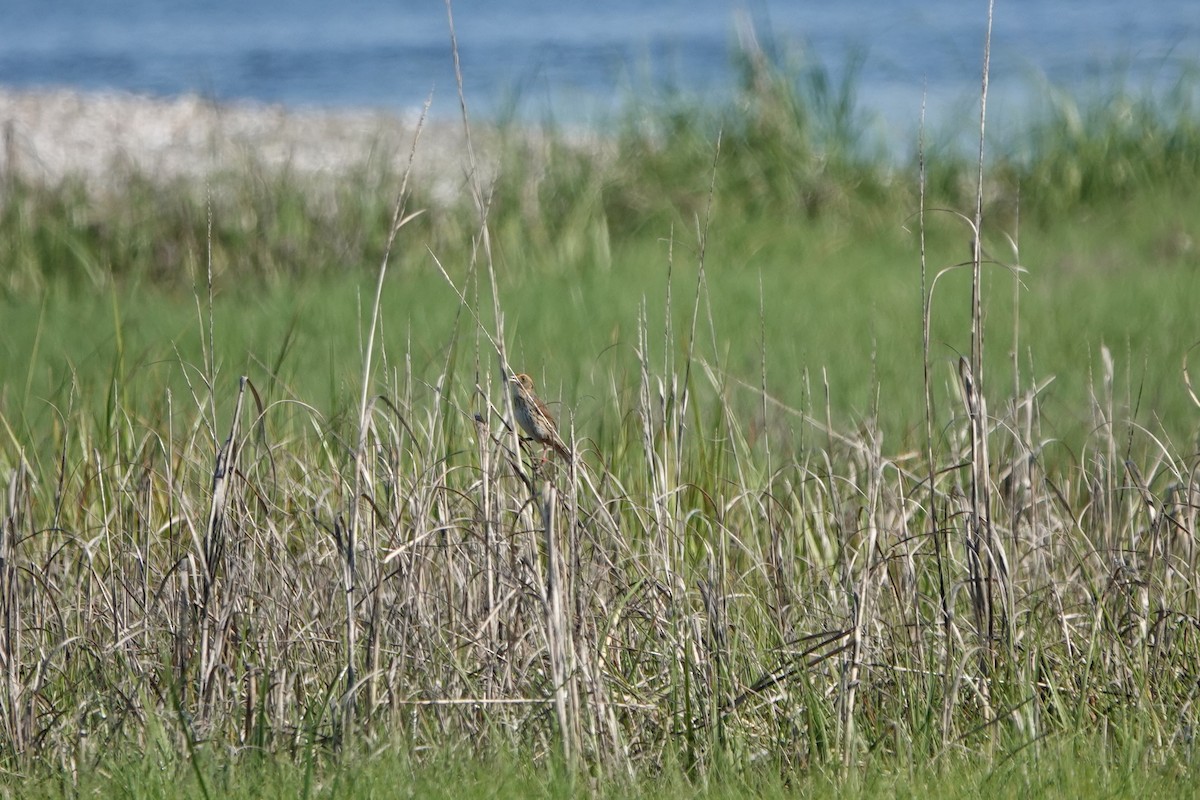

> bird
[508,372,572,462]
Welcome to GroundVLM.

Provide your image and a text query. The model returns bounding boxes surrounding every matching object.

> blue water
[2,1,1197,139]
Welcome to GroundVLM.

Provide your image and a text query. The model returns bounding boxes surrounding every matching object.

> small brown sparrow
[509,373,571,462]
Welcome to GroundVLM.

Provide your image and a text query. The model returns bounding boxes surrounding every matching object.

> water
[2,1,1197,140]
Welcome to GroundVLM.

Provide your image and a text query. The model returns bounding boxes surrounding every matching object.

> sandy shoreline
[0,86,501,199]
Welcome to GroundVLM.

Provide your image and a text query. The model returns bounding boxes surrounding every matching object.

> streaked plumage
[509,373,571,461]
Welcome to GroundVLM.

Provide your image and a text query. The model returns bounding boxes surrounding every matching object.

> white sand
[0,87,497,201]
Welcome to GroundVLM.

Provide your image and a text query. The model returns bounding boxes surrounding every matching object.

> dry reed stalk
[198,375,246,717]
[540,486,581,765]
[838,428,883,769]
[1,462,29,757]
[344,83,428,744]
[916,91,955,739]
[474,411,500,697]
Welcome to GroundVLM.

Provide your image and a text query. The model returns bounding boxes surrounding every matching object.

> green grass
[3,166,1197,456]
[8,731,1198,798]
[1,42,1199,799]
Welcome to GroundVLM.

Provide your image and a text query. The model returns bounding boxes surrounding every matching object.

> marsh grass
[11,729,1196,799]
[1,18,1200,798]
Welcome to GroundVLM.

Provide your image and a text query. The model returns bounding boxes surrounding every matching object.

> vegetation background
[1,17,1199,799]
